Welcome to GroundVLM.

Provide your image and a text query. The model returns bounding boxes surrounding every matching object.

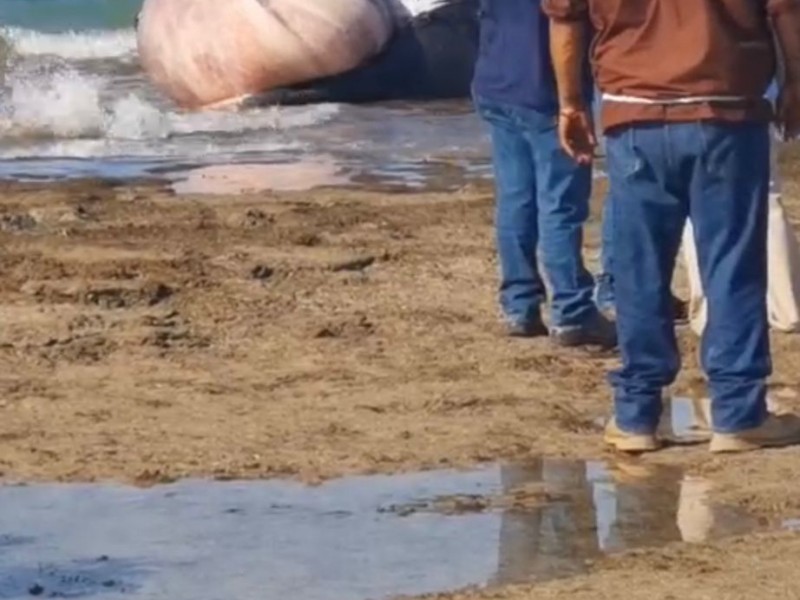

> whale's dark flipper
[242,1,479,107]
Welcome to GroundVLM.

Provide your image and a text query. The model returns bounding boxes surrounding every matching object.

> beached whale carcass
[135,0,395,109]
[136,0,479,109]
[244,0,479,107]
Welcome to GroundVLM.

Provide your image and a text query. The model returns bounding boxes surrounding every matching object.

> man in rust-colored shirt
[542,0,800,454]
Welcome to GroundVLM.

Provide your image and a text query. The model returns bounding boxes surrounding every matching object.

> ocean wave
[0,68,339,156]
[0,137,306,161]
[0,27,137,60]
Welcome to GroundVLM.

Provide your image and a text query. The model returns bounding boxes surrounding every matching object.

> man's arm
[769,0,800,83]
[542,0,594,162]
[768,0,800,136]
[549,19,588,111]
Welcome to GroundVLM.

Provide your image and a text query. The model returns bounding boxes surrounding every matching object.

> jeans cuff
[711,407,769,434]
[551,307,602,332]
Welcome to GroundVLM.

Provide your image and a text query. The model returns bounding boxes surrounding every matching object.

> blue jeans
[595,198,615,311]
[475,98,597,329]
[607,121,771,433]
[597,81,779,311]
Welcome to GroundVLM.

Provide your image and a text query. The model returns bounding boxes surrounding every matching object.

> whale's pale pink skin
[136,0,394,110]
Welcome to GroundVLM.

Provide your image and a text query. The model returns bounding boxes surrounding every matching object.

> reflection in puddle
[783,518,800,532]
[170,157,351,195]
[484,461,757,584]
[0,460,758,600]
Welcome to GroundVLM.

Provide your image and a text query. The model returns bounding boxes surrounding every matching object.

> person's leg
[595,193,616,313]
[525,107,616,348]
[766,196,800,332]
[690,122,769,432]
[689,122,771,430]
[688,121,800,452]
[681,219,708,336]
[594,88,616,314]
[475,99,547,336]
[599,188,686,323]
[683,125,794,338]
[605,124,687,450]
[764,128,800,331]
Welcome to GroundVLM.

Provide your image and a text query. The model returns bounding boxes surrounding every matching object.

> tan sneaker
[709,413,800,453]
[659,395,792,443]
[604,418,660,453]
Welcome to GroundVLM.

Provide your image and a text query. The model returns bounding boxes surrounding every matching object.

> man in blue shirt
[471,0,614,347]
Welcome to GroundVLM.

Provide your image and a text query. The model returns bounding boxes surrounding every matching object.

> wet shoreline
[0,458,781,600]
[1,161,800,600]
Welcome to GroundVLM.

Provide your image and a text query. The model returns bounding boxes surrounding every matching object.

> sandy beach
[2,147,800,597]
[5,0,800,596]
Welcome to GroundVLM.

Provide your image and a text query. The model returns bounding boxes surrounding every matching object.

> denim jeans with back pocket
[475,97,598,329]
[606,121,771,433]
[597,81,779,312]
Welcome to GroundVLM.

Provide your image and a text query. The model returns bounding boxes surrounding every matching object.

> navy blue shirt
[471,0,592,112]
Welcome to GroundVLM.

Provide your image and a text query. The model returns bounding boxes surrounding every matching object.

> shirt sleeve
[767,0,800,82]
[768,0,800,16]
[541,0,588,21]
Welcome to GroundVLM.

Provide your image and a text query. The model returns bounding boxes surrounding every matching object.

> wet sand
[3,149,800,598]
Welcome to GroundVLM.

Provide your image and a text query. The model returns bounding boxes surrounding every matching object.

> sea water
[0,0,492,187]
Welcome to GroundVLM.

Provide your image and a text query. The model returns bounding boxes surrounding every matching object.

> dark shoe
[710,413,800,453]
[595,293,687,324]
[660,396,796,446]
[506,315,548,338]
[551,312,617,349]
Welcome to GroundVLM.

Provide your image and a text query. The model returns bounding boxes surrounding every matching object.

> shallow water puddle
[170,158,352,195]
[0,459,757,600]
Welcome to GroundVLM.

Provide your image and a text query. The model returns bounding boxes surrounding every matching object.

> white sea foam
[0,27,137,60]
[0,68,338,159]
[5,69,107,138]
[390,0,451,20]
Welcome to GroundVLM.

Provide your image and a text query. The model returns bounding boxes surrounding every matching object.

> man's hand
[778,83,800,140]
[549,16,593,163]
[558,106,596,164]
